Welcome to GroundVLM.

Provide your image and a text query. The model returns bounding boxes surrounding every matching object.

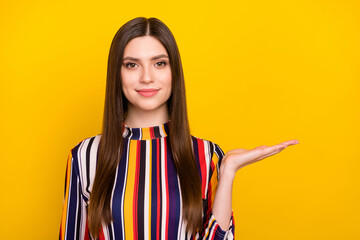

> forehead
[123,36,167,58]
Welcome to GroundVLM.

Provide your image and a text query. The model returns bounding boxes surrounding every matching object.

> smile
[136,88,159,97]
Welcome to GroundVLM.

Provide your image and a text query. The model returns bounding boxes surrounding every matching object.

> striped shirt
[60,121,235,239]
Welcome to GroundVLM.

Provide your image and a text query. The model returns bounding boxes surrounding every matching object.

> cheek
[121,72,137,90]
[121,72,132,83]
[159,69,172,87]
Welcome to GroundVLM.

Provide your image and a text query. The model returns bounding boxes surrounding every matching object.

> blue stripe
[111,138,129,240]
[166,137,180,239]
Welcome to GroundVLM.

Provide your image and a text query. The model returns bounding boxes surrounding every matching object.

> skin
[121,36,172,128]
[121,35,300,232]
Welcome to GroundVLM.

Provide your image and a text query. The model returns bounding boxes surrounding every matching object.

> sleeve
[59,149,89,240]
[198,143,235,240]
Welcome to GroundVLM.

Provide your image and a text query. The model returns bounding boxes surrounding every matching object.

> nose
[139,65,154,84]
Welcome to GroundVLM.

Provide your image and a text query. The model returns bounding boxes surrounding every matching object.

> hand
[221,139,299,179]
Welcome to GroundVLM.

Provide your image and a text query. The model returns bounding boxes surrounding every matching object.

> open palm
[222,139,299,178]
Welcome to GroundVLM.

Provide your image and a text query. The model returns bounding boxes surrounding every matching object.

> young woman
[59,17,299,240]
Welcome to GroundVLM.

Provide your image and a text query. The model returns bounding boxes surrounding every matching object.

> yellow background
[1,0,359,239]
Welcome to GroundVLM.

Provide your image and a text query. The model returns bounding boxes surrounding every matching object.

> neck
[124,104,170,128]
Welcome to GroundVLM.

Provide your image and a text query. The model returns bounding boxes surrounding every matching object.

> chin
[134,102,168,112]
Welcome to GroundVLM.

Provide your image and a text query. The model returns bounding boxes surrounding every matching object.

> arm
[212,167,234,231]
[59,149,88,240]
[196,143,235,240]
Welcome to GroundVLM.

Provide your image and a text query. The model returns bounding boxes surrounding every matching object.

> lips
[136,88,159,97]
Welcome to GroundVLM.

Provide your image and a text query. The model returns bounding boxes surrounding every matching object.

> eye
[155,61,167,67]
[125,62,137,69]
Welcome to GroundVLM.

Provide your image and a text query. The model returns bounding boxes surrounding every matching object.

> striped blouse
[59,121,235,240]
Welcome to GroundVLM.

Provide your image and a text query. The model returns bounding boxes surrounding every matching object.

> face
[121,36,172,114]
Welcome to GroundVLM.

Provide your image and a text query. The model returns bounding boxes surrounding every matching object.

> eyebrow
[122,54,169,61]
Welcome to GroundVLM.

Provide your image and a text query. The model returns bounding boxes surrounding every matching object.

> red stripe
[197,139,207,198]
[211,225,219,240]
[156,138,161,240]
[84,218,90,240]
[99,228,105,240]
[164,139,169,239]
[133,141,141,240]
[150,127,154,139]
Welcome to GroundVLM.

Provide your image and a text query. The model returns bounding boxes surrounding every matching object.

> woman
[59,17,299,240]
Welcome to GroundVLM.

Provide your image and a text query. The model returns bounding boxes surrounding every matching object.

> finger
[257,141,297,160]
[262,144,287,154]
[254,145,268,149]
[279,139,299,147]
[257,148,285,160]
[230,145,266,155]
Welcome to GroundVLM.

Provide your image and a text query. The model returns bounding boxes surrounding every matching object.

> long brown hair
[88,17,202,238]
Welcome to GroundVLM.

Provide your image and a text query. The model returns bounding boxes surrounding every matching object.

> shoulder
[69,134,102,200]
[190,135,225,175]
[70,134,102,158]
[190,135,225,198]
[190,135,225,161]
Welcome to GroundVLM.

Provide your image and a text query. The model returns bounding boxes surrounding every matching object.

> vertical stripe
[153,126,161,138]
[66,159,79,239]
[133,141,141,240]
[177,173,184,240]
[142,127,151,140]
[78,140,87,195]
[156,138,162,240]
[150,127,155,139]
[159,124,166,137]
[160,138,168,239]
[124,140,137,240]
[112,138,130,240]
[60,122,235,240]
[203,141,211,199]
[197,139,207,199]
[144,140,151,239]
[84,217,90,240]
[60,152,72,239]
[210,148,219,205]
[151,138,159,240]
[164,138,170,239]
[137,141,146,240]
[85,137,95,194]
[75,184,82,240]
[109,159,120,240]
[166,137,180,239]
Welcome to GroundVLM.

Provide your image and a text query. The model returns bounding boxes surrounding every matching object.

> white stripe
[79,196,87,239]
[144,140,150,239]
[159,125,165,137]
[123,126,129,138]
[78,139,88,196]
[177,175,185,239]
[109,160,120,240]
[88,135,101,193]
[129,128,133,139]
[160,138,167,239]
[207,215,216,240]
[101,221,109,240]
[121,140,131,239]
[72,176,80,239]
